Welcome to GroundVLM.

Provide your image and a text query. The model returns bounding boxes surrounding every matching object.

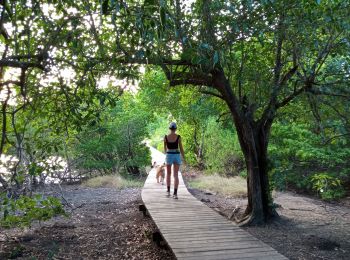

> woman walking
[164,122,185,199]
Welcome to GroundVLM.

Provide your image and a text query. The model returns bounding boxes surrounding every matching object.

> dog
[156,164,165,185]
[151,161,156,168]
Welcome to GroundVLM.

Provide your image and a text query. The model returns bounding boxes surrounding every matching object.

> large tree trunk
[236,122,276,225]
[212,69,277,225]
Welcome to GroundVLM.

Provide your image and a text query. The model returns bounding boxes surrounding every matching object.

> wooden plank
[157,226,246,232]
[175,246,275,256]
[156,223,244,230]
[154,220,230,225]
[171,241,273,253]
[149,213,221,217]
[170,242,270,251]
[175,248,286,259]
[177,251,286,260]
[141,147,287,260]
[158,227,247,235]
[164,236,260,243]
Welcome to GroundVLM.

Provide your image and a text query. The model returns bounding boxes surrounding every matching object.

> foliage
[74,94,151,175]
[0,194,66,228]
[0,0,124,230]
[203,117,243,176]
[0,0,133,228]
[139,70,225,167]
[269,121,350,198]
[141,71,349,200]
[147,115,169,149]
[94,0,350,221]
[0,0,349,226]
[270,122,350,167]
[310,173,346,200]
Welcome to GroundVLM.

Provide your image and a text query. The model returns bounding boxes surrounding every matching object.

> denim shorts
[165,151,182,165]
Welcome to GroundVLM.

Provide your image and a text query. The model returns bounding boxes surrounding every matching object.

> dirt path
[2,161,349,260]
[0,185,176,260]
[188,188,350,260]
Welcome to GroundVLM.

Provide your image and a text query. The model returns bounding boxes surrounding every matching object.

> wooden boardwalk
[142,147,287,260]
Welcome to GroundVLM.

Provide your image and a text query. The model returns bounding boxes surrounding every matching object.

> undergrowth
[187,174,247,197]
[83,175,143,189]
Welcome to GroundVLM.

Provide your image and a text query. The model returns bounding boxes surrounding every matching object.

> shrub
[0,194,66,228]
[74,94,151,175]
[269,122,349,199]
[203,117,244,176]
[311,173,346,200]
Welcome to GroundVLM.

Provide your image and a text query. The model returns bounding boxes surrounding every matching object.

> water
[0,155,75,187]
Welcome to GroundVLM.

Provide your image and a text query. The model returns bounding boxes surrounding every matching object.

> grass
[83,175,144,189]
[188,174,247,197]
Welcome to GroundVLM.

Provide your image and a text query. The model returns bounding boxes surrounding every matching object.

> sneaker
[173,194,178,199]
[166,191,170,197]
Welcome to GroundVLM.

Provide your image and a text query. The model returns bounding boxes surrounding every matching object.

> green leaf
[0,34,6,44]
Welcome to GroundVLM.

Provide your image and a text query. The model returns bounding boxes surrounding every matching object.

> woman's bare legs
[173,164,180,195]
[166,164,172,194]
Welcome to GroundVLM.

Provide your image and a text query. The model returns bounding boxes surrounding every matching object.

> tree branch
[320,99,349,126]
[0,59,45,70]
[0,80,21,87]
[199,90,225,100]
[5,54,43,60]
[312,32,342,76]
[162,68,213,87]
[307,88,350,99]
[324,134,350,145]
[276,85,308,108]
[216,111,231,123]
[279,66,298,86]
[125,57,195,67]
[0,87,10,155]
[169,78,212,87]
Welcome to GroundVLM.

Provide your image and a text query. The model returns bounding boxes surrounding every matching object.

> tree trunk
[212,69,276,225]
[126,166,140,175]
[193,125,205,169]
[236,122,276,225]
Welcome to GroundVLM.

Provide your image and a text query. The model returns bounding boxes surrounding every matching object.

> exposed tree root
[236,208,280,226]
[238,214,265,227]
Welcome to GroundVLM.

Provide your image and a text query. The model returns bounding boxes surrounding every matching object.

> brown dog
[156,164,165,185]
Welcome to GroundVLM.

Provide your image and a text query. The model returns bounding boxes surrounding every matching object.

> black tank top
[165,135,180,149]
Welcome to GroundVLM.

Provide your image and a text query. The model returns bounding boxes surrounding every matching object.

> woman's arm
[179,137,186,163]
